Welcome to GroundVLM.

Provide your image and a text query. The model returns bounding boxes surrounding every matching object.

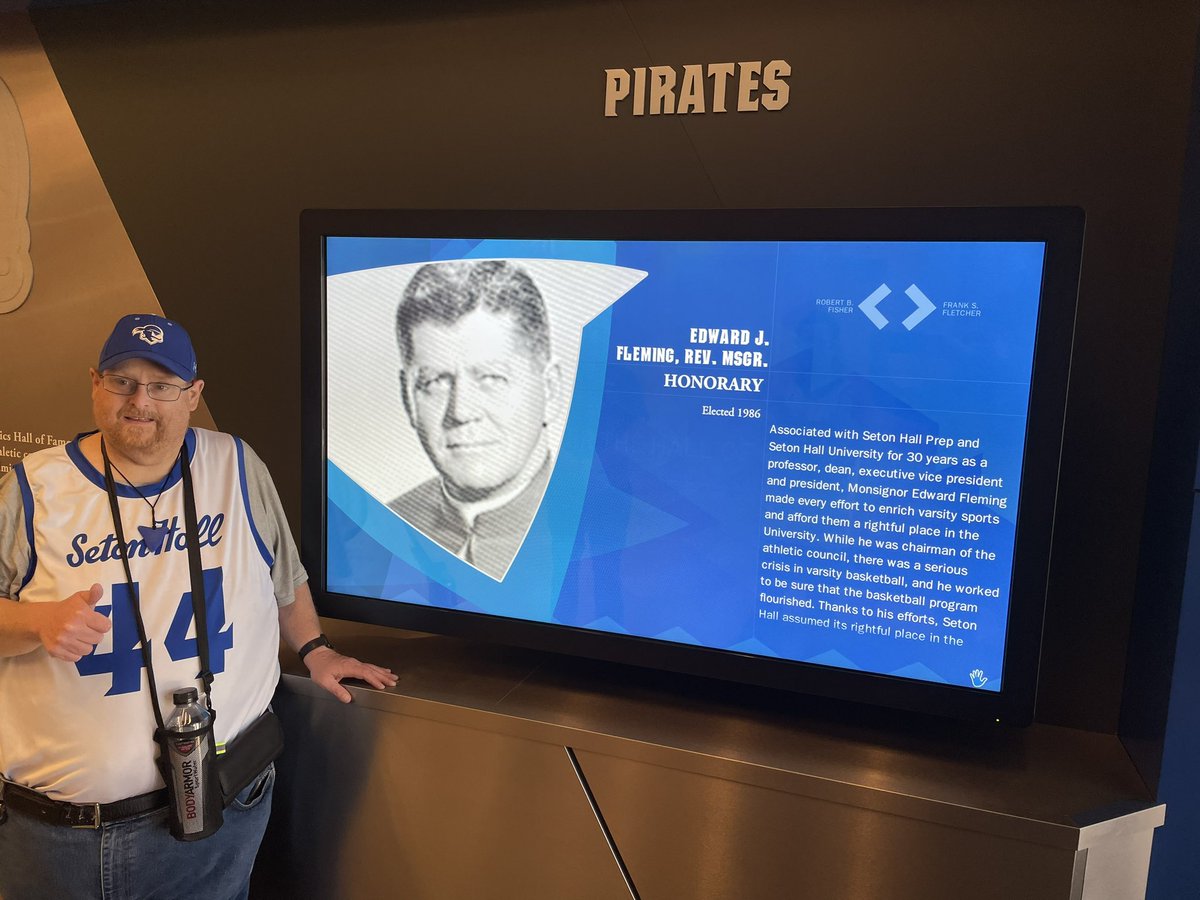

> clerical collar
[443,451,552,529]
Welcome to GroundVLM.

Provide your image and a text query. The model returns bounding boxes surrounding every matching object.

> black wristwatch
[297,633,333,662]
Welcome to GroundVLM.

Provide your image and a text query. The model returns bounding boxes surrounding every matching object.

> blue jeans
[0,764,274,900]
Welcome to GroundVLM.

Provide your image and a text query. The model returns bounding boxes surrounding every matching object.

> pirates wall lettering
[604,60,791,117]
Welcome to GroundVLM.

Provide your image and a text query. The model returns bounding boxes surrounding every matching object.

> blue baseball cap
[98,314,197,383]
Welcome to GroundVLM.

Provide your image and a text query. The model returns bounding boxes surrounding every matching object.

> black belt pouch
[217,709,285,807]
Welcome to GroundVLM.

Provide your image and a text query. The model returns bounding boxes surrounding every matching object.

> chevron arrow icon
[903,284,937,330]
[859,283,891,329]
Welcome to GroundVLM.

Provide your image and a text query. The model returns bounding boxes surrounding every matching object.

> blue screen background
[325,237,1046,691]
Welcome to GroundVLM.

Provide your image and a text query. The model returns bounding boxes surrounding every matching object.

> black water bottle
[163,688,223,840]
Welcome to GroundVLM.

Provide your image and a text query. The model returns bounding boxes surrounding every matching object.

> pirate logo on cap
[132,323,165,345]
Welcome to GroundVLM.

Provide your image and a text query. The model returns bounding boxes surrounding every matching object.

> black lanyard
[100,438,215,731]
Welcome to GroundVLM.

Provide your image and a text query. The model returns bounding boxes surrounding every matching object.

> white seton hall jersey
[0,429,281,803]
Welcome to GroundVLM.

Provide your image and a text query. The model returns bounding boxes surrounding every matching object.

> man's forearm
[277,582,323,654]
[0,598,44,658]
[275,580,398,702]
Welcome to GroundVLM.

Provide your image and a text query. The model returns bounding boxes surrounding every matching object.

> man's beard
[105,405,165,456]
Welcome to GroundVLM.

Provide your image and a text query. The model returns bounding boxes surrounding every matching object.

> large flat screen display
[301,208,1083,723]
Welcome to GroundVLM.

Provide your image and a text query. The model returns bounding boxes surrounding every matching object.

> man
[390,260,562,581]
[0,313,397,899]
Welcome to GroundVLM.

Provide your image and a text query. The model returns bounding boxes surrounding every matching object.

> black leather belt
[1,780,168,829]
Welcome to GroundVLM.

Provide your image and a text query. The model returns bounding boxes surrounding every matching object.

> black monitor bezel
[300,207,1084,725]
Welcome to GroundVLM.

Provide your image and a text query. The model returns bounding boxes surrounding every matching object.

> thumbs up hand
[37,583,112,662]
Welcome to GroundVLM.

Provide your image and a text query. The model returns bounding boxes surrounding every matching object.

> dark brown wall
[30,0,1200,733]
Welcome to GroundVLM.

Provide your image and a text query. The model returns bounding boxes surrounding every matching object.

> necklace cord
[105,454,173,530]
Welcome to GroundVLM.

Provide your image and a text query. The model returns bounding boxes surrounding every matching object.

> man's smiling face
[91,358,201,469]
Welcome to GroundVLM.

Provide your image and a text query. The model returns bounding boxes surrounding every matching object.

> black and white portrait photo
[390,260,562,579]
[326,253,646,581]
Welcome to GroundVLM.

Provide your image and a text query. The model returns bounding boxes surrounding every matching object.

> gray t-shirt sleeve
[0,469,30,601]
[239,441,308,606]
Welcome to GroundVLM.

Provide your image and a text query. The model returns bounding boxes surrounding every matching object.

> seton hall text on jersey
[65,514,225,568]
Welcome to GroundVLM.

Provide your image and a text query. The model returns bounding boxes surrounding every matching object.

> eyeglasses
[100,373,194,402]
